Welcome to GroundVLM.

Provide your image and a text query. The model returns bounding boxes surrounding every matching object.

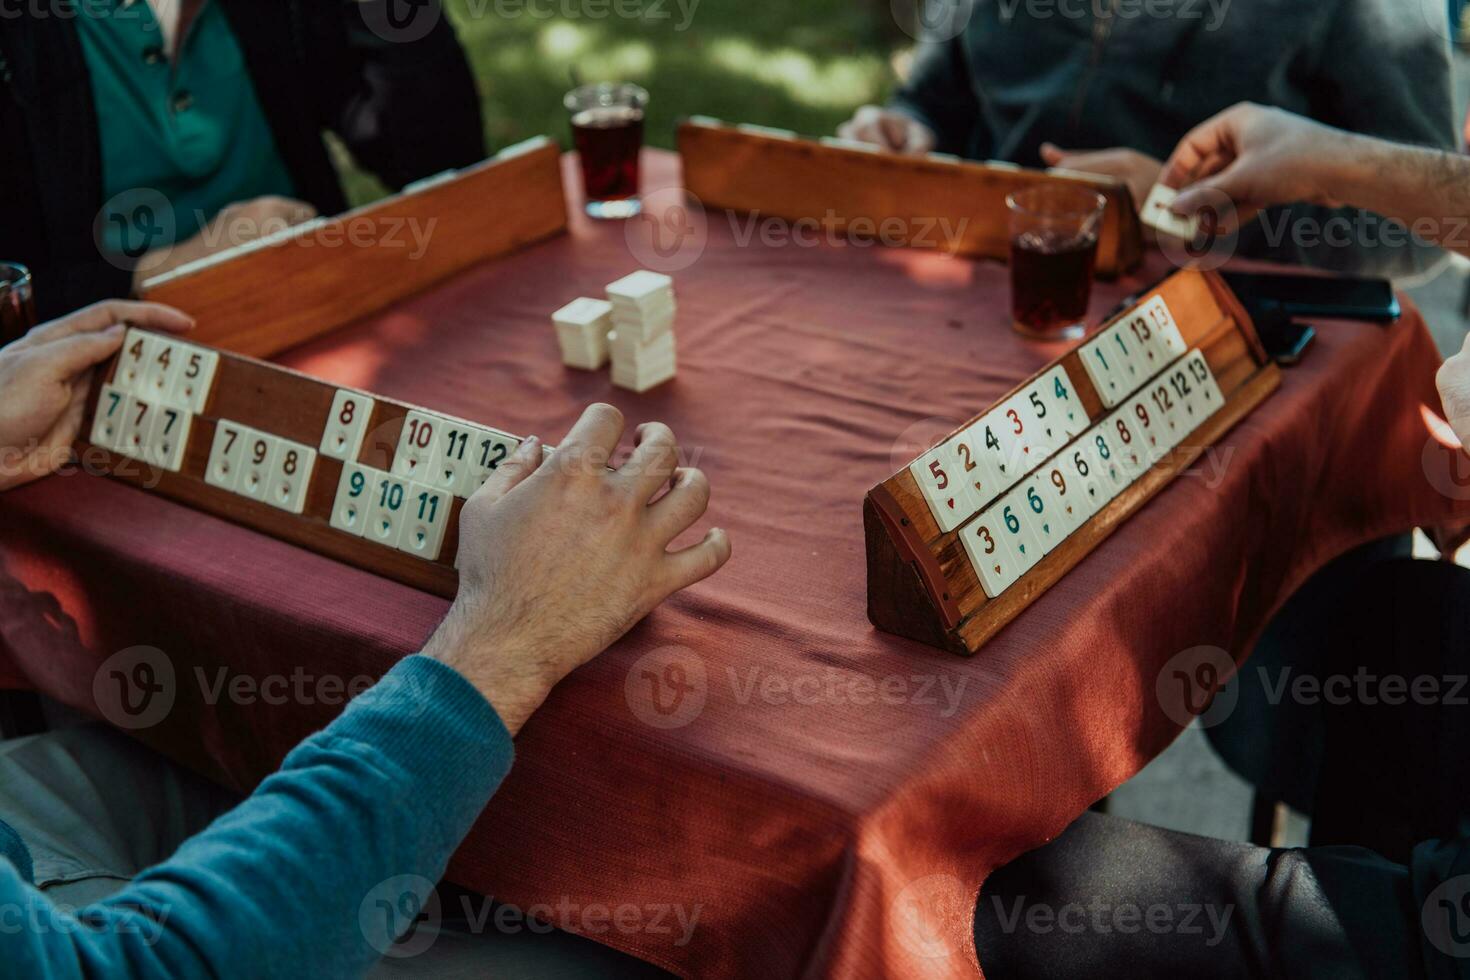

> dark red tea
[1009,230,1098,338]
[0,265,35,346]
[572,106,644,203]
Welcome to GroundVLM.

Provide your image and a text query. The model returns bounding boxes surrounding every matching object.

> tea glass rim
[0,261,32,292]
[1004,186,1107,223]
[563,82,649,114]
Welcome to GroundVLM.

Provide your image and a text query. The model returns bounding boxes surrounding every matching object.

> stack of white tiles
[549,270,678,392]
[550,297,613,370]
[606,271,676,392]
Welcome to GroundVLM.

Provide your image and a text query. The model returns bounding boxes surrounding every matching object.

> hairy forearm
[1330,134,1470,258]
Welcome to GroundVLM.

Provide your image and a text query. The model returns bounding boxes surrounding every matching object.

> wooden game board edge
[953,361,1281,652]
[140,139,562,292]
[678,116,1133,195]
[866,486,963,629]
[872,269,1230,550]
[865,307,1250,655]
[864,495,968,653]
[675,119,1143,277]
[951,305,1241,547]
[73,433,464,600]
[863,267,1274,655]
[141,141,569,358]
[888,307,1245,624]
[73,340,489,600]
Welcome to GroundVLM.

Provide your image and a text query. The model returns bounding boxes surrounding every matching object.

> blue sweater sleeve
[0,654,514,979]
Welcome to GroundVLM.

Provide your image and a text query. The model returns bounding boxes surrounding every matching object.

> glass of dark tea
[564,82,649,220]
[1005,185,1107,340]
[0,262,35,347]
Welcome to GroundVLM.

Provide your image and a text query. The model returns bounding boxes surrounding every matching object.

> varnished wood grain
[678,120,1144,277]
[866,268,1279,655]
[956,364,1279,651]
[141,141,568,358]
[75,342,507,598]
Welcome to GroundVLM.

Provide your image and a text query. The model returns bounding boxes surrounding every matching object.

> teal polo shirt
[75,0,297,259]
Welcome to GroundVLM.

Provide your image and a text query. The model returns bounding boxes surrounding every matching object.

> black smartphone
[1255,308,1316,365]
[1221,270,1399,323]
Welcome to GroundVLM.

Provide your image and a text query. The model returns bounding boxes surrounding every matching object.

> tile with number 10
[392,411,442,483]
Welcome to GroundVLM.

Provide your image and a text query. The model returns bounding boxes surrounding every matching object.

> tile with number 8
[319,389,374,462]
[1085,425,1129,498]
[1106,411,1148,480]
[268,439,316,514]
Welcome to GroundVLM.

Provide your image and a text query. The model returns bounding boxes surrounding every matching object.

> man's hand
[1160,103,1357,232]
[1040,144,1161,210]
[422,404,732,734]
[837,106,937,155]
[1438,332,1470,452]
[133,196,319,290]
[0,301,194,491]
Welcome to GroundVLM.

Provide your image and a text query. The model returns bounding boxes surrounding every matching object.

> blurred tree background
[338,0,917,204]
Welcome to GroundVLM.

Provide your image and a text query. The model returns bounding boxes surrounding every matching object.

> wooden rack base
[141,137,569,359]
[865,269,1278,656]
[677,118,1144,278]
[76,339,522,598]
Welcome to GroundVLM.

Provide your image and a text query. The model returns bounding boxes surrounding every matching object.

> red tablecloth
[2,151,1467,978]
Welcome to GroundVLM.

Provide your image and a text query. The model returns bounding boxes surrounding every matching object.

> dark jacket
[0,0,485,320]
[892,0,1457,278]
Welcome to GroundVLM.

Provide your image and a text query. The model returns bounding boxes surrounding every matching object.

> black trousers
[975,559,1470,979]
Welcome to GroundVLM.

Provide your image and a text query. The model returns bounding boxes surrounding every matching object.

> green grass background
[338,0,912,204]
